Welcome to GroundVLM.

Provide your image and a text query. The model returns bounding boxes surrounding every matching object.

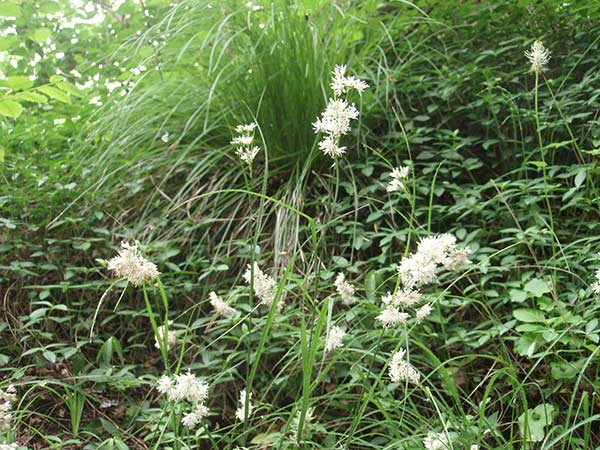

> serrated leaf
[0,100,23,118]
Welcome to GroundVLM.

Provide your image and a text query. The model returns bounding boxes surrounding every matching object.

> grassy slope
[2,0,600,449]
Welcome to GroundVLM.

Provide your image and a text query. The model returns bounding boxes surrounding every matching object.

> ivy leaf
[0,100,23,119]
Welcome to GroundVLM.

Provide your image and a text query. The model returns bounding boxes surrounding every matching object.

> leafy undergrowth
[2,1,600,449]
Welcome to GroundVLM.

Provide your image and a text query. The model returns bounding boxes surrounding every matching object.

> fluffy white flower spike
[334,272,356,305]
[330,64,369,96]
[389,349,420,385]
[243,263,282,311]
[375,306,410,327]
[591,268,600,295]
[209,291,236,317]
[0,385,16,432]
[235,389,253,421]
[154,320,176,352]
[107,241,159,287]
[423,431,451,450]
[525,40,550,74]
[231,123,260,165]
[386,166,410,192]
[314,65,368,159]
[324,325,346,353]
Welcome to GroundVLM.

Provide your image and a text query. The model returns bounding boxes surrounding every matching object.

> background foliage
[2,0,600,449]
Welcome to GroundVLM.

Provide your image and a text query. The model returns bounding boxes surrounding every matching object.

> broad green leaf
[29,27,52,43]
[551,361,579,381]
[37,86,71,103]
[39,0,60,14]
[49,75,64,83]
[524,278,551,297]
[16,91,48,104]
[0,100,23,118]
[513,308,546,323]
[57,81,82,97]
[3,76,33,90]
[0,1,21,17]
[509,289,527,303]
[518,403,555,442]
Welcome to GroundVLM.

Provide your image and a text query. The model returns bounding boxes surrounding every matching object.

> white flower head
[416,303,433,323]
[375,306,409,327]
[181,404,209,429]
[324,325,346,353]
[386,166,410,192]
[232,123,260,165]
[243,263,282,311]
[329,64,369,96]
[389,349,420,384]
[423,431,451,450]
[209,291,236,317]
[525,40,550,74]
[290,406,315,438]
[171,372,209,403]
[313,98,359,159]
[107,241,160,287]
[235,389,253,421]
[334,272,355,305]
[154,320,176,352]
[0,385,16,432]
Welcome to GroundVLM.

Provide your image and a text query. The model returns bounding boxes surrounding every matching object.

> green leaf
[49,74,64,83]
[509,289,527,303]
[16,91,48,104]
[518,403,555,442]
[0,1,21,17]
[57,82,81,97]
[0,100,23,118]
[29,27,52,43]
[0,146,4,162]
[513,308,546,323]
[551,361,580,381]
[524,278,551,297]
[37,86,71,103]
[3,76,34,91]
[574,167,586,188]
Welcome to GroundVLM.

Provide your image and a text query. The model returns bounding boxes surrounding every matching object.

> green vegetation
[2,0,600,449]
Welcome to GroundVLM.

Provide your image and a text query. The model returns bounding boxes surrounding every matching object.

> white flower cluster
[330,64,369,97]
[375,288,422,327]
[389,349,420,384]
[386,166,409,193]
[423,431,451,450]
[0,385,16,432]
[313,65,368,158]
[209,291,236,317]
[591,268,600,295]
[0,444,18,450]
[324,325,346,353]
[334,272,355,306]
[154,320,176,352]
[107,241,159,287]
[235,389,253,422]
[243,263,282,311]
[525,40,550,74]
[231,123,260,165]
[290,406,315,439]
[398,234,471,289]
[157,372,210,429]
